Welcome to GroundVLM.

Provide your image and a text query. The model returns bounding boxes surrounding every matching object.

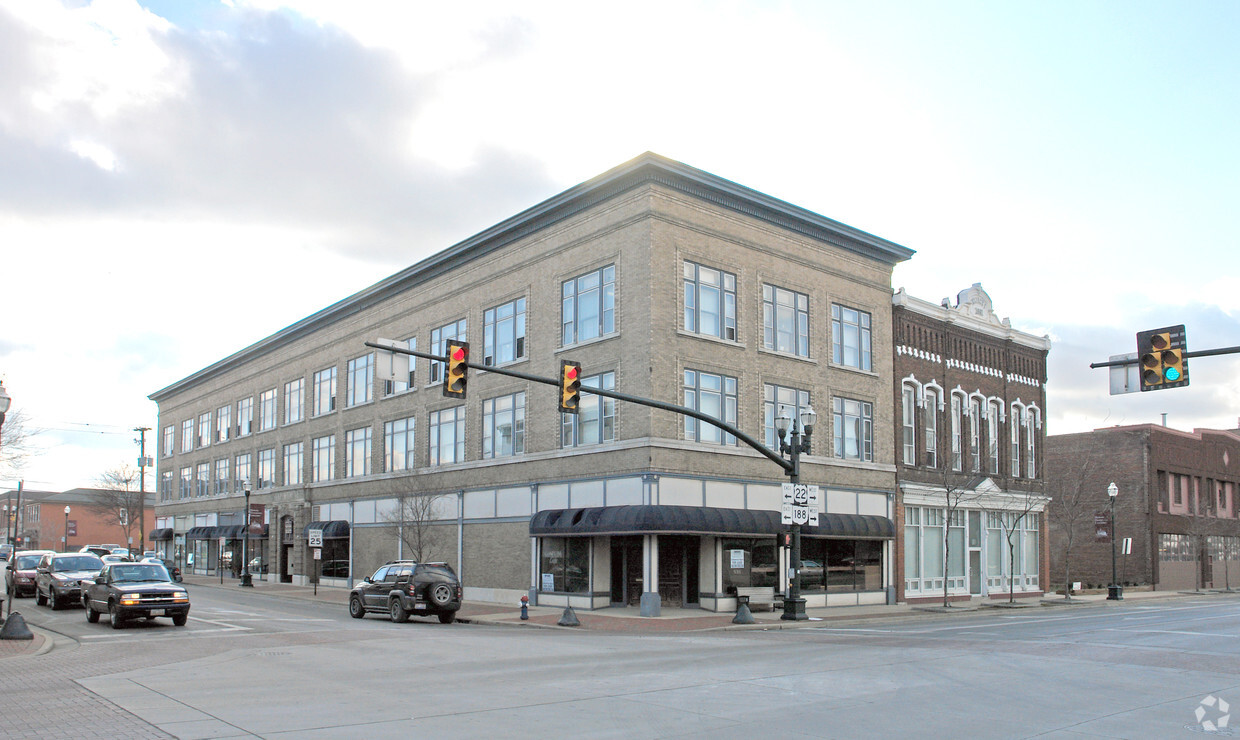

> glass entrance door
[968,511,983,595]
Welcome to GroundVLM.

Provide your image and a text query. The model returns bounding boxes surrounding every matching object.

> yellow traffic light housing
[1136,325,1189,391]
[443,340,469,398]
[559,360,582,413]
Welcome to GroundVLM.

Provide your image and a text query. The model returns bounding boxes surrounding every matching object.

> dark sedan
[35,552,104,610]
[83,562,190,629]
[5,550,55,597]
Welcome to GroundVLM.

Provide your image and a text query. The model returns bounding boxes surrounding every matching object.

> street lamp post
[776,405,816,621]
[240,487,253,587]
[1107,482,1122,600]
[63,505,71,551]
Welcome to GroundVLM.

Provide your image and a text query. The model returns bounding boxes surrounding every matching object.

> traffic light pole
[1089,345,1240,368]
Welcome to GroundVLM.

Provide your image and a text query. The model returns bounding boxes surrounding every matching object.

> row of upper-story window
[163,261,880,459]
[900,380,1043,479]
[159,369,885,502]
[1158,472,1238,517]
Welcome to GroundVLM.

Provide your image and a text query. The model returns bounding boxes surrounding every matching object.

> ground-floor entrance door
[658,536,700,608]
[610,536,642,606]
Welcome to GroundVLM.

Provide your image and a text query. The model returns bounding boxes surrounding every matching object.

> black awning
[148,528,173,541]
[185,526,216,539]
[303,520,350,539]
[529,505,894,539]
[215,525,244,539]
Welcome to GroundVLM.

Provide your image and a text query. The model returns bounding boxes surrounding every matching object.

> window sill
[675,329,745,350]
[558,332,620,354]
[829,362,878,378]
[756,346,815,364]
[344,399,374,411]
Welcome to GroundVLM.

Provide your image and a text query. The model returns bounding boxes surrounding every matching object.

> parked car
[82,561,190,629]
[0,543,12,561]
[100,554,131,565]
[141,556,182,582]
[5,549,55,597]
[79,545,120,558]
[35,552,104,610]
[348,561,462,624]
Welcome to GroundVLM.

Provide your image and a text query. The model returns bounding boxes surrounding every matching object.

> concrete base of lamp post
[1107,585,1124,600]
[781,597,808,621]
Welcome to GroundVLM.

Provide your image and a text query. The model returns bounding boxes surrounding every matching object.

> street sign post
[781,483,819,527]
[308,529,323,548]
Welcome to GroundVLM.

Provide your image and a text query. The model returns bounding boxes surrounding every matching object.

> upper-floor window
[968,397,982,473]
[313,367,337,416]
[764,384,811,452]
[214,458,229,496]
[234,453,251,493]
[684,262,736,341]
[1010,404,1022,477]
[283,442,303,487]
[384,338,416,395]
[987,401,1001,474]
[831,304,872,371]
[345,426,372,478]
[924,388,939,468]
[562,265,615,346]
[178,467,191,499]
[162,425,174,457]
[257,448,275,489]
[197,412,211,448]
[180,419,193,453]
[312,435,335,482]
[1025,410,1037,478]
[763,284,809,356]
[284,378,304,424]
[429,406,465,465]
[484,298,526,366]
[195,462,209,497]
[832,396,873,462]
[216,405,230,443]
[901,385,917,466]
[259,388,277,432]
[684,369,737,445]
[160,471,172,502]
[430,320,467,384]
[237,397,253,437]
[950,394,963,471]
[562,371,615,448]
[384,417,416,472]
[347,354,374,407]
[483,392,525,459]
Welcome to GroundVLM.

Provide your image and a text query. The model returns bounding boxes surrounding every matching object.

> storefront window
[802,539,884,592]
[539,538,590,593]
[721,538,777,591]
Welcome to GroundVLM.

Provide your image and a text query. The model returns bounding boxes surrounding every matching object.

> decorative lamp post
[1107,482,1122,600]
[776,404,816,621]
[240,487,253,587]
[0,380,11,439]
[63,505,71,551]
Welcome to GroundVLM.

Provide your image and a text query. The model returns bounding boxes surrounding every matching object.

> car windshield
[53,555,103,572]
[112,564,169,582]
[16,555,43,569]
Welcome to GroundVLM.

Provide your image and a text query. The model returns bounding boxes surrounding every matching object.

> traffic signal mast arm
[364,340,793,473]
[1089,345,1240,368]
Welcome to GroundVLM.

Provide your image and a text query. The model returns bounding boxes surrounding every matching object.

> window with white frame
[562,264,615,346]
[901,385,917,465]
[313,367,337,416]
[430,320,467,384]
[162,425,174,457]
[283,442,303,486]
[284,378,304,424]
[179,467,191,500]
[832,396,872,461]
[429,407,465,465]
[237,397,253,436]
[684,369,737,445]
[234,453,251,493]
[180,419,193,453]
[345,426,371,478]
[384,417,416,472]
[924,388,939,468]
[258,448,275,489]
[384,338,416,395]
[346,354,374,408]
[763,284,808,356]
[1010,404,1022,477]
[764,384,811,452]
[904,506,951,594]
[483,392,525,459]
[259,388,277,432]
[484,298,526,366]
[312,435,335,482]
[684,262,737,341]
[968,397,981,473]
[987,401,1001,474]
[160,471,172,502]
[195,462,209,497]
[831,304,871,371]
[562,371,615,448]
[214,458,229,496]
[950,394,963,471]
[1025,410,1037,478]
[216,405,230,442]
[198,412,211,448]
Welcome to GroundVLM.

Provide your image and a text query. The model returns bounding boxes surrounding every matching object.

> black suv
[348,561,462,624]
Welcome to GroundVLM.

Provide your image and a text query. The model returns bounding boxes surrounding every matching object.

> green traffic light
[1165,367,1181,382]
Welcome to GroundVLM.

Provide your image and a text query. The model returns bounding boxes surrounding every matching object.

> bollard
[520,594,529,620]
[557,605,580,627]
[732,601,755,625]
[0,611,34,640]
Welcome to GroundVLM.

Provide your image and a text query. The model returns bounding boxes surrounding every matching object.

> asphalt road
[4,586,1240,739]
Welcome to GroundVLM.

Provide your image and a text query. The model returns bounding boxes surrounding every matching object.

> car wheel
[49,590,61,611]
[86,601,100,623]
[429,582,453,607]
[389,599,409,623]
[348,596,365,619]
[437,611,456,624]
[172,614,187,627]
[35,587,47,606]
[109,603,124,630]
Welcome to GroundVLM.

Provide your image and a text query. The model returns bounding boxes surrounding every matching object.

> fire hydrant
[520,594,529,620]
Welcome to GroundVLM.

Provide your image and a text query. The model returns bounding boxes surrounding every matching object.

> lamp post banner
[248,503,265,534]
[1094,511,1112,542]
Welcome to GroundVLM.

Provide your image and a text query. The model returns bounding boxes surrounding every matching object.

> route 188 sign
[781,483,820,526]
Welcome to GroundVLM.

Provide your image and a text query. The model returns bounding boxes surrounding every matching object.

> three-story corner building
[892,284,1051,604]
[149,152,913,614]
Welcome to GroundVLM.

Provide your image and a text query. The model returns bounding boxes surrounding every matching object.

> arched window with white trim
[950,392,965,471]
[1010,402,1024,478]
[901,384,917,466]
[924,386,940,468]
[968,395,982,473]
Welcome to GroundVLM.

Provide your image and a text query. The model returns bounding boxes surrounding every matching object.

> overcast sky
[2,0,1237,492]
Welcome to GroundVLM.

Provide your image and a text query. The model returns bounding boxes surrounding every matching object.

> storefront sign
[730,549,745,569]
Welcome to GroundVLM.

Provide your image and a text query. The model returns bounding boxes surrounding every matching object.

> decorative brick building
[4,487,155,553]
[1045,424,1240,592]
[892,284,1051,603]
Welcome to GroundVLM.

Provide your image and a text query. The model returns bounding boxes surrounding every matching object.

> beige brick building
[149,153,912,613]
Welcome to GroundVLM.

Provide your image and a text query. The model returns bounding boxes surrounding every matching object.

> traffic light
[1136,325,1189,391]
[443,340,469,398]
[559,360,582,413]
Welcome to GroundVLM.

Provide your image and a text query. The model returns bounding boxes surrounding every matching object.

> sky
[1,0,1237,491]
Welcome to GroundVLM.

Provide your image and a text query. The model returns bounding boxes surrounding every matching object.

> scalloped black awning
[148,528,173,541]
[302,520,350,539]
[529,505,894,539]
[185,526,215,539]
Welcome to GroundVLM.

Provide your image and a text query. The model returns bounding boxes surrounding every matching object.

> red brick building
[892,284,1051,604]
[4,487,155,554]
[1045,424,1240,592]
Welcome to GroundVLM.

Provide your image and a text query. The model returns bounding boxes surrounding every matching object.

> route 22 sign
[780,483,820,526]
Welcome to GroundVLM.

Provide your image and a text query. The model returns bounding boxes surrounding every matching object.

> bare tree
[1046,437,1104,600]
[380,484,448,563]
[932,468,986,608]
[92,463,146,550]
[982,484,1047,604]
[0,409,41,478]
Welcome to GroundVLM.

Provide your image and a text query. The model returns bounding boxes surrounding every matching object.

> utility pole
[136,427,150,558]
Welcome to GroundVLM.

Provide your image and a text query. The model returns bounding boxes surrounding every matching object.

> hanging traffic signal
[559,360,582,413]
[1136,325,1189,391]
[443,340,469,398]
